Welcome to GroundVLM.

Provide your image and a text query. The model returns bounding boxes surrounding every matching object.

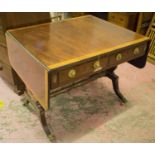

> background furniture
[0,12,51,94]
[136,13,154,34]
[61,12,154,35]
[146,14,155,62]
[108,12,153,34]
[89,12,108,20]
[108,12,138,31]
[66,12,108,21]
[66,12,87,18]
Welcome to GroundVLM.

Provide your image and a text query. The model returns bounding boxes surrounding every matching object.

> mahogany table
[6,15,150,142]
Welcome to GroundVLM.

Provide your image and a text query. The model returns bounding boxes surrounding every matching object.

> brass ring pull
[93,60,101,69]
[133,47,140,55]
[68,69,76,78]
[116,53,122,61]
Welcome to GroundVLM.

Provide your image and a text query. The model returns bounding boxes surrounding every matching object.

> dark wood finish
[0,13,51,95]
[12,69,25,95]
[106,67,127,103]
[129,40,150,68]
[38,102,56,142]
[6,15,150,110]
[22,92,56,142]
[51,42,148,90]
[6,15,150,141]
[54,55,109,88]
[109,42,147,67]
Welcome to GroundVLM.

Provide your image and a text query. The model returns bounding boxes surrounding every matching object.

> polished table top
[6,15,148,70]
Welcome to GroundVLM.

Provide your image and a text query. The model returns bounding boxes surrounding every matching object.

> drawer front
[51,56,108,89]
[51,43,147,90]
[109,43,147,67]
[0,61,14,84]
[0,46,10,65]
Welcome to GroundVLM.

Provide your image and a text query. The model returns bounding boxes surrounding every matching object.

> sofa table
[6,15,150,142]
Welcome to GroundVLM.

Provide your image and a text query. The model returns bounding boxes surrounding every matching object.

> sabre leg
[106,68,127,103]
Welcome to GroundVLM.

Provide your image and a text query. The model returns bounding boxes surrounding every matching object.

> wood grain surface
[6,35,49,110]
[6,15,150,110]
[6,15,149,70]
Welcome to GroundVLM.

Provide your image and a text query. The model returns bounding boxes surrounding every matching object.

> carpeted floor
[0,62,155,143]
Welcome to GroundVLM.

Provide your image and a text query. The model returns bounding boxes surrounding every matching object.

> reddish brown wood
[6,35,48,110]
[6,15,150,110]
[7,15,148,68]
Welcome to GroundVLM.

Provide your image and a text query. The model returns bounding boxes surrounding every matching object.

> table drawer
[51,56,108,89]
[109,43,147,66]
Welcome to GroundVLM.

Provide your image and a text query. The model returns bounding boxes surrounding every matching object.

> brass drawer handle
[68,69,76,78]
[133,47,140,55]
[93,60,102,71]
[93,60,100,69]
[116,53,122,61]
